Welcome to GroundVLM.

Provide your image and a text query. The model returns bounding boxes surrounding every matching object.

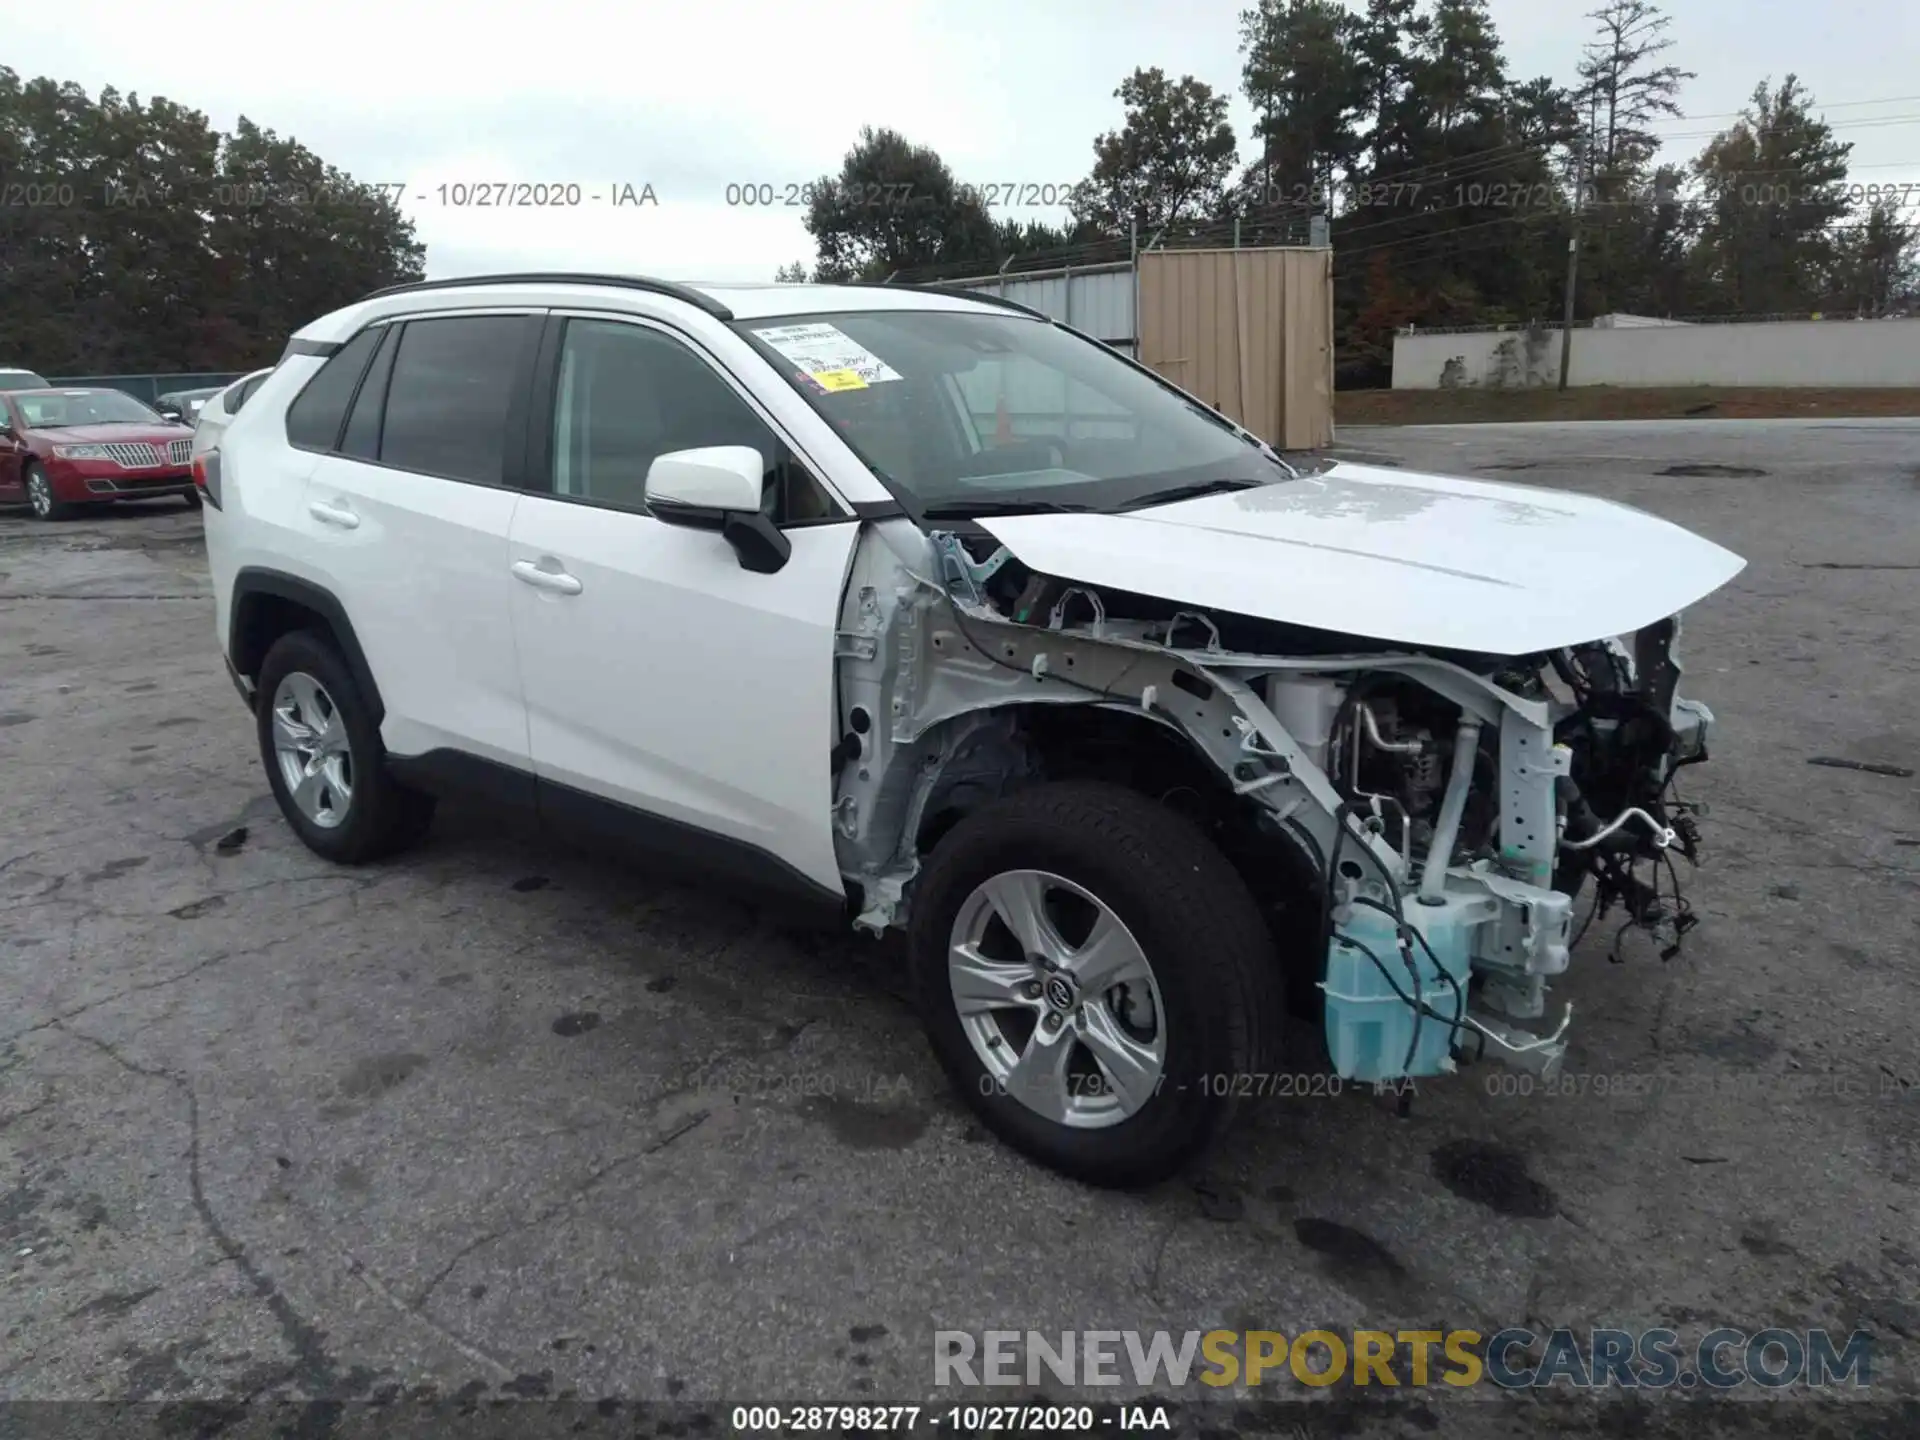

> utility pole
[1559,97,1598,392]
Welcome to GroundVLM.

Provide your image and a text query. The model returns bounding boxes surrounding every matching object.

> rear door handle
[511,559,584,596]
[308,499,359,529]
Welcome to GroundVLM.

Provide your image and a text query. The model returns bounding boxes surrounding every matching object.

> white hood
[977,462,1746,655]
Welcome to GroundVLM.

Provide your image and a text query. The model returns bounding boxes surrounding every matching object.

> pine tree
[1690,76,1853,314]
[1070,69,1238,239]
[1237,0,1366,211]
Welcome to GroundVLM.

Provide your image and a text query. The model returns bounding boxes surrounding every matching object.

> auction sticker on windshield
[752,322,903,392]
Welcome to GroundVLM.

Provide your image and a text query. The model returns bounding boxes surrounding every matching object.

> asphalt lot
[2,420,1917,1434]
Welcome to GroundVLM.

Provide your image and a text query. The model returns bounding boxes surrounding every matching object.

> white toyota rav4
[202,273,1745,1186]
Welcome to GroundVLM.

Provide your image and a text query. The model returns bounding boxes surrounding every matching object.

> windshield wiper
[1120,478,1268,511]
[920,499,1096,519]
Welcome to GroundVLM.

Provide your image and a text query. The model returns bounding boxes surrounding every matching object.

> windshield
[734,309,1287,516]
[16,390,165,427]
[0,371,51,392]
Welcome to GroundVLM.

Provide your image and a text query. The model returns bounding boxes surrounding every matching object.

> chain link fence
[43,371,251,405]
[888,208,1325,286]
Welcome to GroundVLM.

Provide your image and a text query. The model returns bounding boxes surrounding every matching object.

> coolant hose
[1418,717,1483,903]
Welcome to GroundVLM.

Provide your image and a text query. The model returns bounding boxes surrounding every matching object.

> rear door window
[340,328,400,461]
[378,316,532,485]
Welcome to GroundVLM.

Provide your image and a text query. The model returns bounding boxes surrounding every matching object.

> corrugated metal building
[954,262,1140,356]
[947,247,1333,451]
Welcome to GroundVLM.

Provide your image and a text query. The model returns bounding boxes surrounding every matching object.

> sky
[10,0,1920,283]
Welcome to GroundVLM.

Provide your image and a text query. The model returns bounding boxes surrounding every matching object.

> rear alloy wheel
[255,631,435,864]
[24,464,74,522]
[909,781,1280,1187]
[271,671,355,831]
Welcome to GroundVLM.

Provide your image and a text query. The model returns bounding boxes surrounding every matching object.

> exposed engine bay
[829,517,1721,1087]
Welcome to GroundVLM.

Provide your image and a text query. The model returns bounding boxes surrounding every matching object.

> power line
[1313,99,1920,199]
[1348,139,1559,189]
[1336,224,1563,276]
[1337,209,1902,276]
[1646,111,1920,143]
[1338,211,1559,260]
[1651,91,1920,124]
[1334,191,1561,242]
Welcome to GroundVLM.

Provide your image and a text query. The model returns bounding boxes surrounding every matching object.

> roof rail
[357,272,734,320]
[854,279,1051,321]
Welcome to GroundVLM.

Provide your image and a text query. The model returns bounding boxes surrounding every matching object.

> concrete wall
[1391,317,1920,389]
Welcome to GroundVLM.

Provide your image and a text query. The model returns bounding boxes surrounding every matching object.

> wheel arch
[905,701,1323,988]
[229,568,385,727]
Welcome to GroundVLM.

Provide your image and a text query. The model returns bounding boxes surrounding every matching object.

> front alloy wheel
[271,672,354,829]
[25,467,64,521]
[909,780,1280,1188]
[949,869,1167,1128]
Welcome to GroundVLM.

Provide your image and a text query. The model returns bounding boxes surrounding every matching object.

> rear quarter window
[285,329,384,451]
[228,371,271,415]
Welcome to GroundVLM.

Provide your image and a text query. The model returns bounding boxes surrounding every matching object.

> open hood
[976,462,1746,655]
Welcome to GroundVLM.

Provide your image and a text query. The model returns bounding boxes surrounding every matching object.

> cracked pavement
[1,420,1917,1434]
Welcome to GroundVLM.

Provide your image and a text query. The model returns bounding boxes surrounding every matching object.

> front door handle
[511,558,584,596]
[308,499,360,529]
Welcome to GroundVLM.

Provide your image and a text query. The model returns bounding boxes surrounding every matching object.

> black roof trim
[357,273,734,320]
[853,280,1051,321]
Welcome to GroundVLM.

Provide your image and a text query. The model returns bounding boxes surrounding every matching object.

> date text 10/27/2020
[76,179,663,209]
[723,181,1077,209]
[729,1404,1175,1432]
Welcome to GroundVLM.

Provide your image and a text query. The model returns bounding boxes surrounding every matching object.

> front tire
[908,781,1279,1188]
[255,631,435,864]
[182,488,203,510]
[24,464,74,521]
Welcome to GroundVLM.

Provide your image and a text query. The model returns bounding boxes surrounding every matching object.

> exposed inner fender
[830,520,1423,930]
[830,520,1585,1025]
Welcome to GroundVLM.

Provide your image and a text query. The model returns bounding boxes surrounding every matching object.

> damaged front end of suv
[830,475,1741,1094]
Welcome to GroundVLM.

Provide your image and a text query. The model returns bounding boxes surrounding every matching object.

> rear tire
[908,781,1280,1188]
[255,631,435,864]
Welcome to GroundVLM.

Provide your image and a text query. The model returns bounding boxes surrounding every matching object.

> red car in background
[0,388,199,521]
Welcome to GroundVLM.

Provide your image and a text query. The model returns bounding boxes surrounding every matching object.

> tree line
[0,66,424,376]
[6,6,1916,386]
[789,0,1920,387]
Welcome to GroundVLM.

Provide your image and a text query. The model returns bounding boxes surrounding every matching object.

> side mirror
[645,446,790,574]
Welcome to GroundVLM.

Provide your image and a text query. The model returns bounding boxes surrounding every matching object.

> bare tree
[1575,1,1694,313]
[1576,0,1694,180]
